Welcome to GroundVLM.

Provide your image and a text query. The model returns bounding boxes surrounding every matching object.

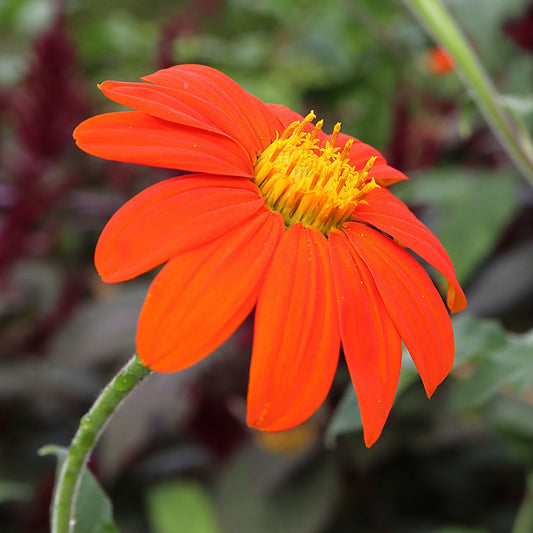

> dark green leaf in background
[0,481,32,504]
[214,444,339,533]
[40,445,118,533]
[146,479,220,533]
[466,242,533,317]
[451,315,533,412]
[396,168,517,283]
[452,314,507,366]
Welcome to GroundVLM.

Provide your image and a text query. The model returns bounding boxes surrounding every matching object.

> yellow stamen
[330,122,341,146]
[253,112,379,235]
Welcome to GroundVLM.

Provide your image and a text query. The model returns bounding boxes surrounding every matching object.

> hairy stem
[51,354,151,533]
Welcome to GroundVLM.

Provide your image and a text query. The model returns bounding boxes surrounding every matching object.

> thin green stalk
[404,0,533,187]
[51,354,151,533]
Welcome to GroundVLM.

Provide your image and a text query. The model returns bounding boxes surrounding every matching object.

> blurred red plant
[504,1,533,52]
[0,7,91,357]
[1,10,89,276]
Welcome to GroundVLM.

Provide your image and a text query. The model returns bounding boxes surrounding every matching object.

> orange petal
[74,112,253,177]
[353,187,467,313]
[142,64,283,152]
[137,209,285,372]
[329,229,402,447]
[247,224,340,431]
[344,222,454,398]
[95,174,265,283]
[100,80,258,160]
[369,165,409,187]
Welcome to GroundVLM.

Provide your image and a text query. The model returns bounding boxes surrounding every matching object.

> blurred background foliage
[2,0,533,531]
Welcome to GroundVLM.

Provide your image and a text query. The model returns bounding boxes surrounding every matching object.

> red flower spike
[75,64,466,446]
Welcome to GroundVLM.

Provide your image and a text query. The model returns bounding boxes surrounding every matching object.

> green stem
[51,354,151,533]
[512,472,533,533]
[403,0,533,187]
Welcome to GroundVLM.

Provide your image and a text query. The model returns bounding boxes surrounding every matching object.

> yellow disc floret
[253,111,379,235]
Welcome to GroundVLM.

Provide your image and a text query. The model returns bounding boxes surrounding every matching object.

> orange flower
[74,64,467,446]
[426,46,455,75]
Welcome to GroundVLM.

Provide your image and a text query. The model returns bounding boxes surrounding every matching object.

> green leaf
[146,480,221,533]
[451,315,533,411]
[465,242,533,316]
[499,94,533,116]
[452,358,507,411]
[0,480,32,503]
[452,314,507,366]
[488,395,533,440]
[214,444,339,533]
[324,385,362,446]
[396,168,517,283]
[40,445,118,533]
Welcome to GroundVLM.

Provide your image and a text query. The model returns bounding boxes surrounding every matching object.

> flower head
[426,46,455,76]
[74,64,467,446]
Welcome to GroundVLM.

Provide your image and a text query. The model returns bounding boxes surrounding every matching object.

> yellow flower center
[253,111,378,235]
